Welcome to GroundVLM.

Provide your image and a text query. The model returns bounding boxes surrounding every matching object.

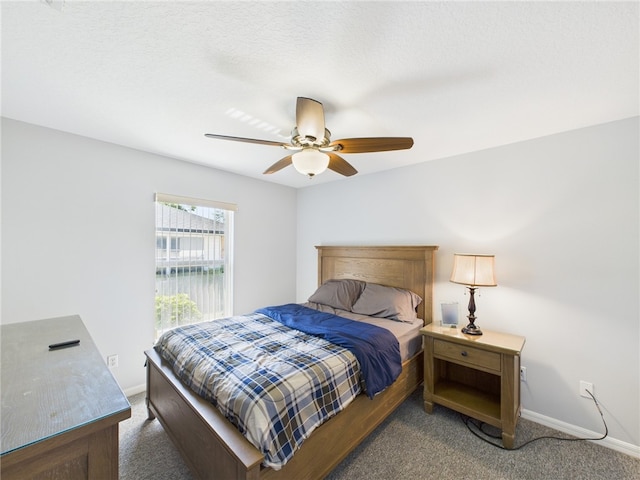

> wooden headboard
[316,245,438,325]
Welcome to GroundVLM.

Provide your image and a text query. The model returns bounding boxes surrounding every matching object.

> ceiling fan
[204,97,414,178]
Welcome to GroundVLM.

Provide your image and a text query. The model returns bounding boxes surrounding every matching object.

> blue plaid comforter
[256,304,402,399]
[154,311,365,469]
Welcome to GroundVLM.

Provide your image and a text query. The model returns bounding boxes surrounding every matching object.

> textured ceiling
[2,1,638,188]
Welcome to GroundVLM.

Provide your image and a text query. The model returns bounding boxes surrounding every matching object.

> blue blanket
[256,304,402,398]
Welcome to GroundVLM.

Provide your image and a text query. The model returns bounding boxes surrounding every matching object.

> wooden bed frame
[145,245,438,480]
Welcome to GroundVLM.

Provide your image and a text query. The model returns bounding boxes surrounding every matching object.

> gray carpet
[120,390,639,479]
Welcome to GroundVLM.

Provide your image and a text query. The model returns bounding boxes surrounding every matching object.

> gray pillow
[308,279,366,311]
[351,283,422,322]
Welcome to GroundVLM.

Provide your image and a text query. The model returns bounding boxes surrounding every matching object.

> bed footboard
[146,349,263,480]
[260,349,424,480]
[146,347,423,480]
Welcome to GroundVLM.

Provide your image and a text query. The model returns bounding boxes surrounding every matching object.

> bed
[144,245,438,480]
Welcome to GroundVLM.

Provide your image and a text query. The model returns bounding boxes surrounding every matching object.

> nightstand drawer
[433,339,501,372]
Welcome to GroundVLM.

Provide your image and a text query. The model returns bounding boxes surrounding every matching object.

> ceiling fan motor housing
[291,127,332,148]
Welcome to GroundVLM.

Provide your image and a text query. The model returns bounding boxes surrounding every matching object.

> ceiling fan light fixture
[292,149,330,177]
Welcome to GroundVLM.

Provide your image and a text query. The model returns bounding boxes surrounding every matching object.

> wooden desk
[1,315,131,479]
[420,324,525,448]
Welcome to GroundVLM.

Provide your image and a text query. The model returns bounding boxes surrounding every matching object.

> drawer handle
[461,351,468,357]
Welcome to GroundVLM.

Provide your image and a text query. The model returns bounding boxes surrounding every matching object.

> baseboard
[124,383,146,397]
[521,409,640,459]
[120,382,639,458]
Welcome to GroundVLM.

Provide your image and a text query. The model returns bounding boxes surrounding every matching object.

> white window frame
[154,193,236,338]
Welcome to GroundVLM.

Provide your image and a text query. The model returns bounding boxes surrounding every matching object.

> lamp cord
[461,389,608,450]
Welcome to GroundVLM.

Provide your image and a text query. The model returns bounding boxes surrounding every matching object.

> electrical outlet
[520,366,527,382]
[107,354,119,368]
[580,380,593,398]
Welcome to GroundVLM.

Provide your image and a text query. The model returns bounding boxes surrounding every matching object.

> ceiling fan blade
[205,133,285,147]
[329,137,414,154]
[296,97,325,141]
[263,155,293,175]
[328,153,358,177]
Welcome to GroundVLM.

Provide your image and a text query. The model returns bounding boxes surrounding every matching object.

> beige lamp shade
[450,254,497,287]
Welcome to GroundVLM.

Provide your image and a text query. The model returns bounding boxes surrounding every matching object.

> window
[154,193,236,339]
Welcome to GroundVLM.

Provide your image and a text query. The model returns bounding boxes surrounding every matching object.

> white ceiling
[2,1,638,188]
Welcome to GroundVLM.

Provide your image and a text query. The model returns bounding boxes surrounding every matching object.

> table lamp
[450,254,497,335]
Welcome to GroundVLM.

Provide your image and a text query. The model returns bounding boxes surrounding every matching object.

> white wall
[296,117,640,451]
[1,118,298,392]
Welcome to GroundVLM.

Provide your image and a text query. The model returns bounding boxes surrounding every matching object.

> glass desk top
[1,315,131,455]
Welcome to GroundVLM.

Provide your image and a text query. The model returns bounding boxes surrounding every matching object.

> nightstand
[420,324,526,448]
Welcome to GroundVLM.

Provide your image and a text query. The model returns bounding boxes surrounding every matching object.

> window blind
[154,193,235,338]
